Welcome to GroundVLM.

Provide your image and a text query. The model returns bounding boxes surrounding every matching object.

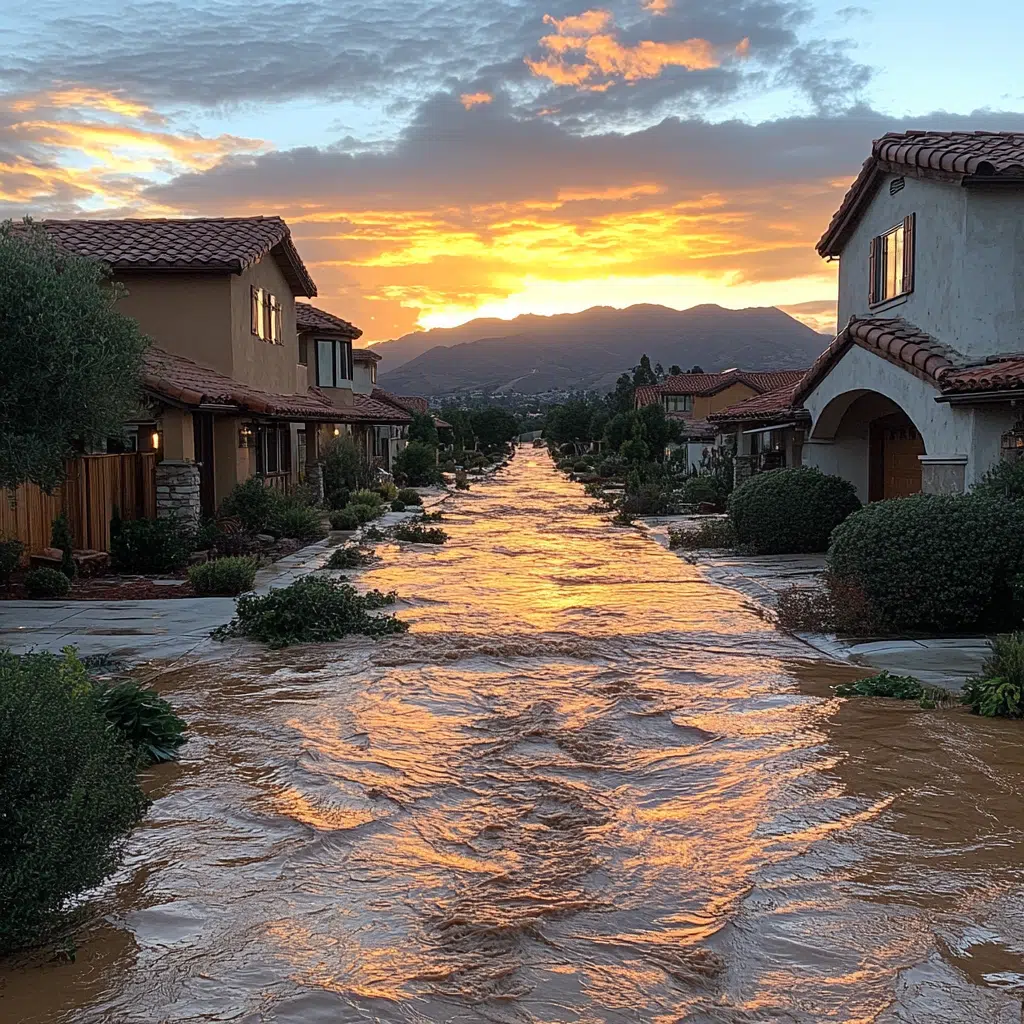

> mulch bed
[2,570,196,601]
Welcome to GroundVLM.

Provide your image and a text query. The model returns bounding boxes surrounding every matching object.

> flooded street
[5,449,1024,1023]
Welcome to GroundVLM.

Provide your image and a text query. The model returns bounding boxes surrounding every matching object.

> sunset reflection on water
[5,449,1024,1023]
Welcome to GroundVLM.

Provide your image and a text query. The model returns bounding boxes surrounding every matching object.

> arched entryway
[868,410,924,500]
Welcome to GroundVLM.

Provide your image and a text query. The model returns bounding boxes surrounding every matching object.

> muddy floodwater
[5,450,1024,1023]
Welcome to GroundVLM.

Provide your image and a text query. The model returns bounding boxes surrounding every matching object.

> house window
[663,395,693,413]
[251,287,283,343]
[254,424,292,476]
[370,361,377,385]
[869,214,915,305]
[315,338,353,387]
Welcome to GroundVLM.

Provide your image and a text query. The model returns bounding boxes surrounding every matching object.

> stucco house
[36,217,428,522]
[793,131,1024,501]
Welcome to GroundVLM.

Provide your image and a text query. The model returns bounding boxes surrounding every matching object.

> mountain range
[374,304,830,397]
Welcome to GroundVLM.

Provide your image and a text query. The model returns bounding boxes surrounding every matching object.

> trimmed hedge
[24,567,71,598]
[728,467,861,554]
[396,488,422,506]
[330,507,360,531]
[828,493,1024,634]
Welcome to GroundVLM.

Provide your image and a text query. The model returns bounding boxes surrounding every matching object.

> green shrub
[213,575,407,648]
[351,488,383,510]
[420,510,444,523]
[363,524,386,541]
[330,507,360,531]
[0,649,148,954]
[728,467,861,555]
[378,481,398,501]
[272,504,326,542]
[322,435,375,503]
[573,460,591,473]
[393,523,448,544]
[962,632,1024,718]
[187,556,259,596]
[455,479,470,491]
[110,516,193,573]
[326,546,376,570]
[668,518,736,550]
[597,457,625,478]
[24,567,71,598]
[349,501,380,525]
[326,486,351,513]
[828,493,1024,633]
[92,681,188,764]
[835,671,950,708]
[678,475,727,508]
[972,458,1024,502]
[394,441,440,486]
[397,488,422,506]
[50,512,75,580]
[218,476,281,533]
[391,499,406,512]
[0,538,23,587]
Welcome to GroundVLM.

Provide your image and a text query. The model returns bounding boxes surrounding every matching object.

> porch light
[238,425,255,449]
[333,427,341,436]
[1001,421,1024,452]
[151,431,161,450]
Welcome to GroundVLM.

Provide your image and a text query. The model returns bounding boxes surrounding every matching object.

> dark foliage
[24,567,71,598]
[218,477,281,533]
[109,515,193,573]
[0,538,24,588]
[835,671,950,707]
[469,407,519,449]
[92,681,188,764]
[187,556,259,596]
[668,518,736,550]
[971,457,1024,502]
[962,633,1024,718]
[330,507,361,531]
[396,488,422,506]
[326,546,376,569]
[322,435,375,508]
[393,523,448,544]
[678,475,728,508]
[408,411,439,447]
[394,441,440,486]
[272,504,326,543]
[50,513,75,580]
[728,468,861,555]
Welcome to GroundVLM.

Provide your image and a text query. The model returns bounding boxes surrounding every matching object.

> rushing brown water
[5,449,1024,1023]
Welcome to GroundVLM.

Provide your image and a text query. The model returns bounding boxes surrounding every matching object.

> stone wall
[156,460,201,525]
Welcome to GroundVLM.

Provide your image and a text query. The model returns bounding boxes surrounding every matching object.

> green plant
[326,546,376,570]
[455,479,470,491]
[378,481,398,501]
[349,501,380,525]
[0,538,24,587]
[50,512,75,580]
[393,523,448,544]
[363,524,386,541]
[835,671,949,708]
[326,486,351,513]
[321,435,375,502]
[394,441,440,486]
[828,493,1024,633]
[391,499,406,512]
[0,649,148,954]
[728,467,861,555]
[397,488,422,506]
[218,476,282,533]
[330,507,360,531]
[972,458,1024,502]
[678,475,727,508]
[351,488,383,510]
[109,515,193,573]
[962,632,1024,718]
[187,556,259,596]
[213,575,407,648]
[92,681,188,764]
[272,504,326,542]
[24,566,71,598]
[420,510,444,523]
[668,518,736,550]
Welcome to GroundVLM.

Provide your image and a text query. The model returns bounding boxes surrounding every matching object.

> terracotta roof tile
[36,216,317,296]
[939,358,1024,395]
[818,131,1024,256]
[372,388,429,416]
[352,348,381,363]
[709,383,810,424]
[635,369,806,406]
[295,302,362,338]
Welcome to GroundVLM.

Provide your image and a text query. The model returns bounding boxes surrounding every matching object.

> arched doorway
[868,410,924,500]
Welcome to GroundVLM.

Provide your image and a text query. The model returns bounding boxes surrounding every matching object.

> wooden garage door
[883,425,924,498]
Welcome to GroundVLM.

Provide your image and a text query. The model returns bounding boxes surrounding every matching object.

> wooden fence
[0,453,157,556]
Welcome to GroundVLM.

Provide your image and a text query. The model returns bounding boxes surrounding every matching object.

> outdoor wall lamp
[334,427,341,436]
[151,431,161,450]
[1001,422,1024,454]
[238,425,255,449]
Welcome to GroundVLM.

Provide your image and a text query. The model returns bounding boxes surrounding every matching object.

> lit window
[370,361,377,384]
[870,214,915,305]
[267,294,282,343]
[251,286,265,338]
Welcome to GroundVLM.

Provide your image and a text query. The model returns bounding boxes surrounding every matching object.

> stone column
[304,421,325,504]
[920,454,967,495]
[733,454,752,488]
[156,460,201,525]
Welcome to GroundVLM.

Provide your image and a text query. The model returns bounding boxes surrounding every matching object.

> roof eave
[270,237,317,298]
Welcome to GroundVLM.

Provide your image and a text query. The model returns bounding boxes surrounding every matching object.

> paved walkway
[643,515,991,691]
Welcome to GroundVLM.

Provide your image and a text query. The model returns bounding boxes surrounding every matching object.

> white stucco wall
[836,175,1024,359]
[352,361,375,395]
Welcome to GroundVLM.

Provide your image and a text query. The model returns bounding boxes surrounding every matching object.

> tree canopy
[0,222,150,491]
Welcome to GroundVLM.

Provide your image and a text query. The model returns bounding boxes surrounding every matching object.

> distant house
[794,131,1024,500]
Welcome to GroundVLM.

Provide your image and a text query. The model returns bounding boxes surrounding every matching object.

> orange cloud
[642,0,672,12]
[459,92,493,109]
[527,9,748,90]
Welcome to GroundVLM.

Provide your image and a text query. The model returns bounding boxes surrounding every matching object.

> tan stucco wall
[213,416,252,506]
[691,383,758,419]
[115,274,233,376]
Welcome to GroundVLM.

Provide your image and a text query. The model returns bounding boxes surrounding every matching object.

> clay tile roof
[708,383,810,424]
[142,347,339,421]
[939,358,1024,395]
[37,216,317,296]
[635,369,807,407]
[346,393,412,423]
[792,316,961,406]
[818,131,1024,257]
[295,302,362,339]
[372,388,429,416]
[352,348,382,363]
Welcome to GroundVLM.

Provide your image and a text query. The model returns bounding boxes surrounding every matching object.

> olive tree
[0,221,150,491]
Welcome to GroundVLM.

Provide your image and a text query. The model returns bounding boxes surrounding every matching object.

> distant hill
[376,304,829,397]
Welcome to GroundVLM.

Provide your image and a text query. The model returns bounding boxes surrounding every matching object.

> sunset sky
[2,1,1022,341]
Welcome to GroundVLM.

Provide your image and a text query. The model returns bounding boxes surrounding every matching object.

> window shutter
[868,236,879,305]
[251,287,260,335]
[902,213,915,294]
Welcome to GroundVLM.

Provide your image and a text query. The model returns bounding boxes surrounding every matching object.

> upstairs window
[869,214,915,305]
[664,394,693,413]
[251,287,283,343]
[315,338,354,388]
[370,361,377,384]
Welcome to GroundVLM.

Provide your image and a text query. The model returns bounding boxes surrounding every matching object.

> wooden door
[193,413,216,517]
[883,424,923,498]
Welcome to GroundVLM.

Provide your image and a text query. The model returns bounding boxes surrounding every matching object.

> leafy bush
[378,481,398,501]
[349,502,380,525]
[728,468,861,555]
[92,681,188,764]
[774,573,878,636]
[272,504,326,542]
[678,475,727,508]
[326,546,376,569]
[573,460,591,473]
[668,518,736,550]
[391,499,406,512]
[420,510,444,523]
[213,575,407,648]
[621,464,673,517]
[455,479,470,491]
[351,489,383,510]
[110,515,193,573]
[393,523,448,544]
[828,493,1024,633]
[218,477,281,533]
[835,671,950,708]
[50,512,75,580]
[597,456,625,478]
[209,518,259,557]
[321,435,375,506]
[394,441,440,486]
[972,458,1024,502]
[962,632,1024,718]
[0,538,23,587]
[187,556,259,596]
[363,524,386,541]
[330,507,360,531]
[0,649,148,953]
[24,567,71,598]
[327,487,351,514]
[397,488,422,506]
